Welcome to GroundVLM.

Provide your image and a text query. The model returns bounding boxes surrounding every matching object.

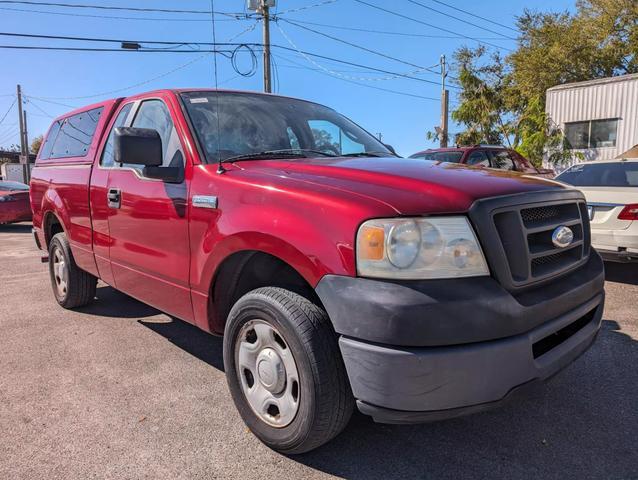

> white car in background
[556,159,638,262]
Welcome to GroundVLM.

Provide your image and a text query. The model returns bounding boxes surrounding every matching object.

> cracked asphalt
[1,222,637,479]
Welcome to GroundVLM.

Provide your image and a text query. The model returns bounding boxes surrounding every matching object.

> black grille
[492,200,590,287]
[520,205,561,225]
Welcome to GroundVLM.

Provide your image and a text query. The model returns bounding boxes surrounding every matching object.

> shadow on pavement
[604,262,638,286]
[75,284,225,370]
[138,317,224,372]
[293,319,638,479]
[76,285,161,319]
[0,222,32,234]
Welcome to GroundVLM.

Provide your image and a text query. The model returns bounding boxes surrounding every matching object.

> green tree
[451,0,638,166]
[30,135,43,155]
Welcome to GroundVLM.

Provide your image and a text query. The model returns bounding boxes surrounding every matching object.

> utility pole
[261,0,272,93]
[247,0,274,93]
[17,84,26,158]
[16,84,31,182]
[22,109,30,182]
[440,55,449,148]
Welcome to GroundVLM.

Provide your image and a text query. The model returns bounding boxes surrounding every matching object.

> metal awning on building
[616,145,638,159]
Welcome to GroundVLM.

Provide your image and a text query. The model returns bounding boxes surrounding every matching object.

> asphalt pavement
[1,222,637,479]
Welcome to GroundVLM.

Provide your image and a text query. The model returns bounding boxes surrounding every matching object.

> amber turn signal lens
[358,225,385,260]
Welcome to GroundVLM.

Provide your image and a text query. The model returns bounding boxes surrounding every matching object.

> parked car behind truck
[0,180,31,224]
[556,159,638,262]
[410,145,555,178]
[31,89,605,454]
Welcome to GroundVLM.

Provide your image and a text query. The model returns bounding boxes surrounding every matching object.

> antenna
[210,0,225,174]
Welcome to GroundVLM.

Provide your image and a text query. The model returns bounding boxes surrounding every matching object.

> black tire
[48,232,97,309]
[223,287,354,454]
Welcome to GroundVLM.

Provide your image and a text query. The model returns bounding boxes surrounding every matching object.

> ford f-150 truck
[30,89,605,454]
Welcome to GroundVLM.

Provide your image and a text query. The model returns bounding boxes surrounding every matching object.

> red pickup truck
[30,89,604,454]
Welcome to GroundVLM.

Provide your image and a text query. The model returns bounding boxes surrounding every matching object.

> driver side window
[308,119,365,155]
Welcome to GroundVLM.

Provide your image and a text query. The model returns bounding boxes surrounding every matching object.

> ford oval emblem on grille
[552,225,574,248]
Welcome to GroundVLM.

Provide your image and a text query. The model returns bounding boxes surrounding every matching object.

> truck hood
[232,157,566,215]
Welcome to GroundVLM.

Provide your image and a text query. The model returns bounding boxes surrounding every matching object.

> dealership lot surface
[1,222,637,480]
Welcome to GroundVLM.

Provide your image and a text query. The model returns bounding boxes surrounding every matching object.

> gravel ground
[1,222,637,480]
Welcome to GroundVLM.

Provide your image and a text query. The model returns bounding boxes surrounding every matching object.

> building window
[565,119,618,149]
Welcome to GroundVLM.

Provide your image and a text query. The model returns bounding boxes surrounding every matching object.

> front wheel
[223,287,354,454]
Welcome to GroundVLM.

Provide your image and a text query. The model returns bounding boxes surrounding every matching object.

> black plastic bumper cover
[315,253,604,347]
[315,254,605,423]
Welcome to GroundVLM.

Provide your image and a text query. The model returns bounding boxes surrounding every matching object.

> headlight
[356,217,489,279]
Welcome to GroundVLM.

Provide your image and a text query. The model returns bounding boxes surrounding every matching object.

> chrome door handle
[107,188,121,209]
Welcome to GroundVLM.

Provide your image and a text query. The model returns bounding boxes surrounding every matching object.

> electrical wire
[428,0,519,33]
[0,6,247,22]
[24,96,55,117]
[276,0,338,15]
[0,44,242,53]
[23,97,77,109]
[0,97,16,126]
[273,53,439,101]
[405,0,516,40]
[274,22,443,85]
[279,18,441,75]
[0,1,238,15]
[0,30,261,48]
[276,18,513,40]
[353,0,513,52]
[0,126,20,145]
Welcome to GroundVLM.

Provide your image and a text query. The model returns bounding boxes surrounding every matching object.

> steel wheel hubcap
[52,248,67,297]
[235,320,300,428]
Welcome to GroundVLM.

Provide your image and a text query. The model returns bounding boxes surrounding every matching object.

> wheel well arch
[43,211,64,248]
[208,250,323,334]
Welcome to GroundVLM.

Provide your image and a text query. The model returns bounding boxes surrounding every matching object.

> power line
[405,0,517,40]
[0,31,440,87]
[23,97,78,109]
[0,97,16,126]
[0,6,246,22]
[353,0,512,52]
[277,18,513,40]
[0,44,244,53]
[0,0,250,18]
[280,18,441,75]
[276,0,338,15]
[274,23,443,85]
[273,53,439,101]
[0,31,261,47]
[24,96,55,117]
[428,0,520,33]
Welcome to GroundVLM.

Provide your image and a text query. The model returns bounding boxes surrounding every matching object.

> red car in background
[0,180,31,224]
[410,145,555,178]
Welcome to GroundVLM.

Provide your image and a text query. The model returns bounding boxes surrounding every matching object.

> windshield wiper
[340,151,391,158]
[221,149,337,164]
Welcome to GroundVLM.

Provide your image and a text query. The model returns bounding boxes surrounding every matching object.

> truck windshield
[556,162,638,187]
[180,91,391,163]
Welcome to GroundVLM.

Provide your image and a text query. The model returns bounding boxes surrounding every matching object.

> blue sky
[0,0,575,156]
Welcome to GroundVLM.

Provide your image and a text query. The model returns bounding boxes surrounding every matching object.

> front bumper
[315,253,605,423]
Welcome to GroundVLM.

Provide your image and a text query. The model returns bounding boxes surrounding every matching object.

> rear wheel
[223,287,354,454]
[48,232,97,308]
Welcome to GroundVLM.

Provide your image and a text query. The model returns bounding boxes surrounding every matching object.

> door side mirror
[114,127,162,167]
